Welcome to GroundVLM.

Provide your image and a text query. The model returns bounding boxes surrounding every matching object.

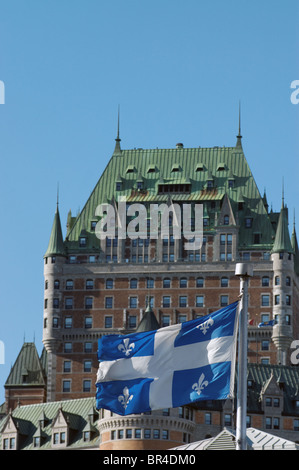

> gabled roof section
[5,343,46,387]
[44,205,66,258]
[0,398,100,450]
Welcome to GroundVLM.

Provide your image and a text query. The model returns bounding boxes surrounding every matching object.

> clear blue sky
[0,0,298,403]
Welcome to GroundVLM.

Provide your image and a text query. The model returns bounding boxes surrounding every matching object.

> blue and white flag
[258,319,275,328]
[96,301,239,415]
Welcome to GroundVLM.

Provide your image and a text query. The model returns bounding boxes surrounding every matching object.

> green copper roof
[44,205,66,257]
[65,141,275,251]
[291,224,299,274]
[0,397,100,450]
[5,343,46,387]
[271,204,293,254]
[136,305,160,332]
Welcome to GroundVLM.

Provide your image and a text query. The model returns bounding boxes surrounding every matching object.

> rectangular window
[64,342,72,353]
[163,296,171,308]
[84,360,92,372]
[84,316,92,329]
[84,342,93,353]
[83,380,91,392]
[65,298,73,309]
[105,316,113,328]
[196,295,204,307]
[105,297,113,308]
[262,295,270,306]
[221,295,229,306]
[63,361,71,373]
[179,296,187,307]
[129,316,137,328]
[205,413,212,425]
[64,317,72,328]
[129,297,138,308]
[162,315,170,327]
[85,297,93,309]
[63,380,71,392]
[66,280,73,290]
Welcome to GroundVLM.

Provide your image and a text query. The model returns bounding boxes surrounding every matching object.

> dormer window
[217,163,225,171]
[51,408,69,449]
[126,165,135,174]
[147,165,157,173]
[171,164,181,173]
[245,217,252,228]
[79,237,87,247]
[195,164,204,172]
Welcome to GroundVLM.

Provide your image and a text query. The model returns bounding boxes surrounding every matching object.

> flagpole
[235,263,253,450]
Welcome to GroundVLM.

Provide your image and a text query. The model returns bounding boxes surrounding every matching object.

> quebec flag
[96,301,239,415]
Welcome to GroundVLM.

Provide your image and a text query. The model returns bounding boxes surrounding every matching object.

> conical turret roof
[136,304,160,333]
[44,205,66,257]
[271,203,293,254]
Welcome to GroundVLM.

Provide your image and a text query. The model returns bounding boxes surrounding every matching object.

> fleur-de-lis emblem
[118,338,135,356]
[118,386,133,409]
[192,373,209,396]
[197,317,214,335]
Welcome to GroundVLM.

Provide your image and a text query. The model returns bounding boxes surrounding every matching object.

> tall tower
[43,203,66,401]
[271,200,294,365]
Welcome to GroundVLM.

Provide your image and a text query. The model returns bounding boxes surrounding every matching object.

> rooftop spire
[236,101,243,149]
[271,198,293,254]
[113,106,122,155]
[44,202,66,258]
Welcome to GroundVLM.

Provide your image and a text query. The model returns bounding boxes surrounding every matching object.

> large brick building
[3,118,299,449]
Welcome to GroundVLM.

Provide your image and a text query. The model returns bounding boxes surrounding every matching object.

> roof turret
[44,204,66,258]
[271,201,293,254]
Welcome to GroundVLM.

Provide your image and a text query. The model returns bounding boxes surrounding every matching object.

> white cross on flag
[96,302,239,415]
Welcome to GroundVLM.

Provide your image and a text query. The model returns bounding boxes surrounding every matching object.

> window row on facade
[44,293,292,311]
[45,248,277,266]
[45,276,235,291]
[44,294,231,311]
[45,275,285,292]
[61,379,92,393]
[203,412,299,432]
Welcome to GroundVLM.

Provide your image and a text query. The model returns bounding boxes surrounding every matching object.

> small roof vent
[176,143,184,149]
